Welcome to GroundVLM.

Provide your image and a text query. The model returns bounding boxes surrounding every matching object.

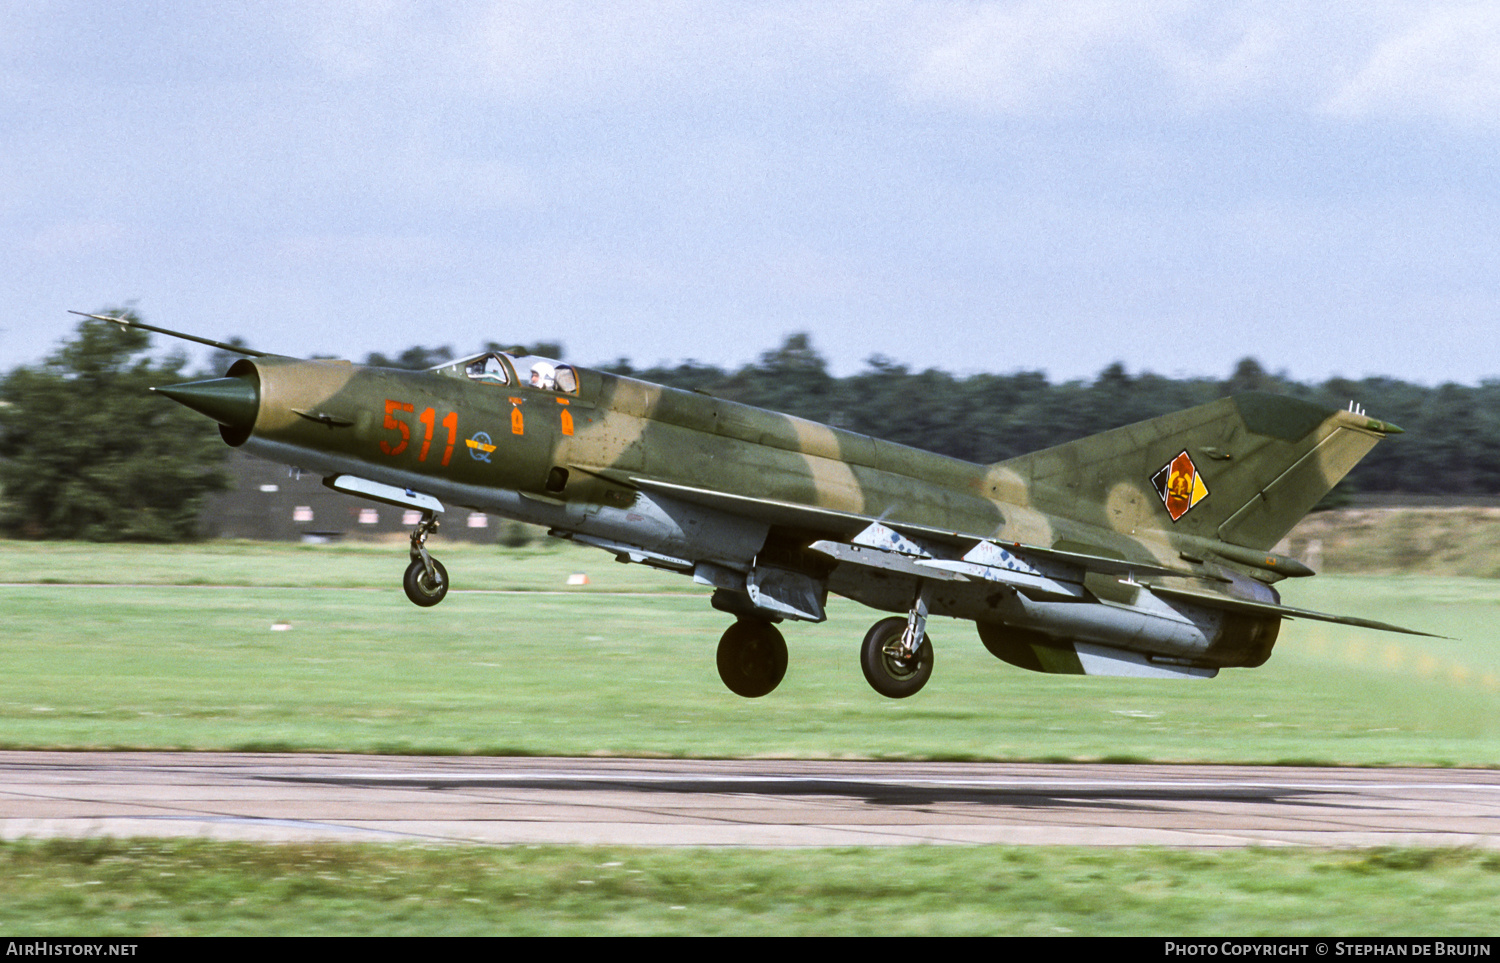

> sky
[3,1,1498,386]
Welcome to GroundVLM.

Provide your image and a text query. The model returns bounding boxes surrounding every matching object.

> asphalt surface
[1,751,1497,848]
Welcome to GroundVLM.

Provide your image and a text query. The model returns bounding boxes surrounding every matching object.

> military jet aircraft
[79,311,1430,699]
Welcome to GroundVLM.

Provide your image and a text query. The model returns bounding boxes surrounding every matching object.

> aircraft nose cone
[152,375,259,432]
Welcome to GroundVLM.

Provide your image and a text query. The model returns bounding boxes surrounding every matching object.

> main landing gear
[860,582,935,698]
[860,617,934,699]
[402,511,448,607]
[713,602,936,700]
[716,618,788,698]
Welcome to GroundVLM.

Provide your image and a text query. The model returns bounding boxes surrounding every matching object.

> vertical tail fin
[992,392,1401,551]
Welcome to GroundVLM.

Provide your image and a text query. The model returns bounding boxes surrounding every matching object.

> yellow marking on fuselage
[568,378,665,476]
[991,502,1056,549]
[790,419,863,514]
[1105,481,1150,535]
[982,465,1030,507]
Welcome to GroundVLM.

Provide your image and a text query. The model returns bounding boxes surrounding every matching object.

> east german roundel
[1150,450,1209,522]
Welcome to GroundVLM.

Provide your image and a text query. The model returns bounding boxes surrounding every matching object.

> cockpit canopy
[435,351,579,395]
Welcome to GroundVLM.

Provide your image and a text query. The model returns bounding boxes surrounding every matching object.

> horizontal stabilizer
[1147,584,1445,638]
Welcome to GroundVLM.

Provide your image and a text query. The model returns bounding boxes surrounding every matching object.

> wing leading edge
[612,471,1440,657]
[612,474,1436,644]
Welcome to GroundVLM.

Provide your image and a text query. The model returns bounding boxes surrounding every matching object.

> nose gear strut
[402,511,449,606]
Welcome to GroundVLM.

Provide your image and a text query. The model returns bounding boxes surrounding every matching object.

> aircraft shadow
[265,774,1336,813]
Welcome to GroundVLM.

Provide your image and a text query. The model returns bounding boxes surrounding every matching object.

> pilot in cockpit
[529,361,557,390]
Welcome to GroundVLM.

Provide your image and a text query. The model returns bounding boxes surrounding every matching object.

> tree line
[0,317,1492,540]
[600,334,1498,499]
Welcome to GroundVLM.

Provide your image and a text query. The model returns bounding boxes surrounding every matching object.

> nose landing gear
[403,511,449,607]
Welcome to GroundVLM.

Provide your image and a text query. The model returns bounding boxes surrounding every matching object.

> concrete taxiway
[1,751,1497,848]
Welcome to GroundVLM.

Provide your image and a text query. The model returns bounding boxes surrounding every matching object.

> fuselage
[219,353,1188,578]
[158,346,1407,682]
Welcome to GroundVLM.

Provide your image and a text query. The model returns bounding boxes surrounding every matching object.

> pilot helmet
[530,361,556,389]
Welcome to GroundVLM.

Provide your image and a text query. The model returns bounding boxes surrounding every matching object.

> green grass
[0,541,1496,765]
[2,839,1498,936]
[3,540,1497,936]
[1285,507,1500,578]
[0,536,684,593]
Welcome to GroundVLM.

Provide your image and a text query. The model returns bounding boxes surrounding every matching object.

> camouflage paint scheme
[116,312,1424,699]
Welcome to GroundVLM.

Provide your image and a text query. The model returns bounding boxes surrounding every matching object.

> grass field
[1283,506,1500,578]
[2,539,1497,936]
[3,839,1498,936]
[0,540,1495,765]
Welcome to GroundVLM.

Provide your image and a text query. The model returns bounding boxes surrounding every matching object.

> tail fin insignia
[1150,450,1210,521]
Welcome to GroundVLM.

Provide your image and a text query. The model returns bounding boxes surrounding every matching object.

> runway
[1,751,1497,848]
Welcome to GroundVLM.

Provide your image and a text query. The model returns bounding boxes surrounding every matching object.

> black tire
[860,616,933,698]
[403,557,449,607]
[716,619,788,698]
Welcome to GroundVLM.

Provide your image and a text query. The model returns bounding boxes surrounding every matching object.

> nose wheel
[403,556,449,606]
[403,511,448,607]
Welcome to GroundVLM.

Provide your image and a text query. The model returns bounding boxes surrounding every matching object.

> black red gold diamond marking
[1150,450,1209,522]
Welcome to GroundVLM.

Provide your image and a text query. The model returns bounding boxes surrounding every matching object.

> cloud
[15,1,1500,128]
[271,1,912,106]
[903,1,1356,114]
[902,1,1500,125]
[226,2,1500,128]
[906,0,1166,111]
[1323,3,1500,123]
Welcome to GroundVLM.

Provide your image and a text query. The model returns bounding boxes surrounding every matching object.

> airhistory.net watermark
[6,943,138,956]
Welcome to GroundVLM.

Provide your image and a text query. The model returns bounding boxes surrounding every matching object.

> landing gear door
[746,567,827,623]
